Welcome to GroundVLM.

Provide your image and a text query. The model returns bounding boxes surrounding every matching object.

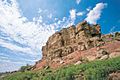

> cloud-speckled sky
[0,0,120,72]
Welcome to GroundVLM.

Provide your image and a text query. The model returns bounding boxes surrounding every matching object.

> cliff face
[33,21,120,70]
[42,21,101,60]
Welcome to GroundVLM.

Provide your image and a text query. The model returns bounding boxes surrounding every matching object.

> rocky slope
[32,21,120,71]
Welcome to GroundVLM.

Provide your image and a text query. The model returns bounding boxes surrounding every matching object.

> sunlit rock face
[32,21,120,70]
[42,21,102,60]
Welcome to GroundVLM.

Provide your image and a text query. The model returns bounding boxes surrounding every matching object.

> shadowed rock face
[42,21,102,60]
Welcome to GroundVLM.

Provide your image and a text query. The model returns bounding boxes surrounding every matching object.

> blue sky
[0,0,120,72]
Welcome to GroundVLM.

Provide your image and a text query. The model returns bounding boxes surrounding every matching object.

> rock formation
[33,21,120,70]
[42,21,102,60]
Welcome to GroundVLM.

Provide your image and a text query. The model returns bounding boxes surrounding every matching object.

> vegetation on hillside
[2,56,120,80]
[19,64,32,72]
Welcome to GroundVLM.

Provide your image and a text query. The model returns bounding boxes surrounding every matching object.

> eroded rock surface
[33,21,120,70]
[42,21,102,60]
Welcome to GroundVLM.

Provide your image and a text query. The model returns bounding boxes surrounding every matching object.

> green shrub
[19,64,32,72]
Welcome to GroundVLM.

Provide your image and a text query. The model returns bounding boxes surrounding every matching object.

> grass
[2,57,120,80]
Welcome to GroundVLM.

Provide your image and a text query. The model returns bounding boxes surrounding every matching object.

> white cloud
[69,9,85,26]
[48,13,53,19]
[76,0,81,4]
[0,0,57,56]
[86,7,91,11]
[85,3,107,24]
[0,0,80,72]
[69,9,84,25]
[0,39,34,55]
[68,9,76,26]
[76,11,84,16]
[69,9,84,19]
[69,9,76,20]
[0,61,26,72]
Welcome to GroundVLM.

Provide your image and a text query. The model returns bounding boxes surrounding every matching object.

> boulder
[109,52,120,58]
[97,48,108,55]
[100,55,109,60]
[74,61,82,65]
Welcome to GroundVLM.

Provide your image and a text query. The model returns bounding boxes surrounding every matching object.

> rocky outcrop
[33,21,120,70]
[33,21,102,69]
[42,21,102,60]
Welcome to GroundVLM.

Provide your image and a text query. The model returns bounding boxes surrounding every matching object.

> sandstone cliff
[33,21,120,70]
[42,21,101,60]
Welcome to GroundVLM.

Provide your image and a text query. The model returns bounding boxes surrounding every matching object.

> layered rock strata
[42,21,102,60]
